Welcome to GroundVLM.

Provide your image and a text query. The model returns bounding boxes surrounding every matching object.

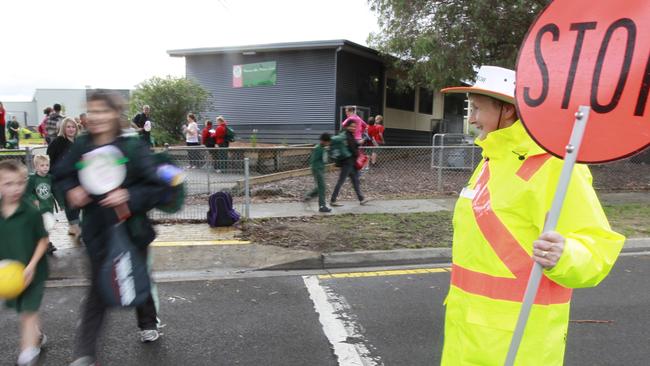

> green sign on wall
[233,61,277,88]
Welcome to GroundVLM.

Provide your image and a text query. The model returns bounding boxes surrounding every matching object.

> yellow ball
[0,260,26,300]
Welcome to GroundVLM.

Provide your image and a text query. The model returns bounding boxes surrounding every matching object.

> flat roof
[167,39,381,59]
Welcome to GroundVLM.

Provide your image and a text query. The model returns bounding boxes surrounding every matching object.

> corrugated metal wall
[186,49,337,145]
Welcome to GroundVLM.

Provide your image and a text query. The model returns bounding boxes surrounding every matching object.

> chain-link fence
[2,144,649,221]
[222,144,650,206]
[149,146,251,221]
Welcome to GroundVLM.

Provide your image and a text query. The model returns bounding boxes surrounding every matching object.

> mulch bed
[237,212,454,252]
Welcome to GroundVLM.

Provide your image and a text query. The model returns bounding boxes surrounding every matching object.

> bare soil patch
[238,212,454,252]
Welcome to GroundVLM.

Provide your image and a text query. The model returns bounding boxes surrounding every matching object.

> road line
[303,276,381,366]
[319,267,450,279]
[151,240,250,247]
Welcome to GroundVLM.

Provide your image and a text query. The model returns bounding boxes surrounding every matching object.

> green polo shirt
[0,198,48,311]
[26,173,55,214]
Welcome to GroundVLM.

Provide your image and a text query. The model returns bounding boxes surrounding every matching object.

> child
[26,155,58,254]
[0,160,50,366]
[367,115,385,166]
[8,116,21,149]
[304,133,332,213]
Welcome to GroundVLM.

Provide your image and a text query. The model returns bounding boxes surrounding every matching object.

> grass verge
[603,203,650,238]
[238,203,649,252]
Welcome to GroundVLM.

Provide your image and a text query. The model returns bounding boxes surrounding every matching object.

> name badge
[460,187,477,200]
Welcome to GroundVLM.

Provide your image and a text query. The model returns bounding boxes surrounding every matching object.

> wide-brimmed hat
[441,66,515,104]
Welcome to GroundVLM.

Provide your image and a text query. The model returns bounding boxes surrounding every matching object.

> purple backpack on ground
[207,191,241,227]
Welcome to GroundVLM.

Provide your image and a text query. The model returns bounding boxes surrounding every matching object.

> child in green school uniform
[0,160,50,366]
[26,154,58,254]
[304,133,332,213]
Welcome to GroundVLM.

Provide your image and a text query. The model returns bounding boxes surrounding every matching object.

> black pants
[8,132,19,148]
[216,143,229,171]
[205,145,218,169]
[186,142,201,168]
[0,126,6,148]
[73,249,158,359]
[330,158,364,203]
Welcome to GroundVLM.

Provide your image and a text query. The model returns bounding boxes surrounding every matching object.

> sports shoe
[69,356,97,366]
[16,347,40,366]
[140,329,160,343]
[47,242,57,255]
[360,199,370,206]
[330,201,343,207]
[319,206,332,213]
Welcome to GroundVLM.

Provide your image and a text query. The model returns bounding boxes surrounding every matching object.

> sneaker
[140,329,160,343]
[330,201,343,207]
[39,333,48,348]
[47,242,57,255]
[69,356,97,366]
[319,206,332,213]
[360,199,370,205]
[16,347,40,366]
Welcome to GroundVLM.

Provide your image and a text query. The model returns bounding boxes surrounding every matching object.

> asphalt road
[1,254,648,366]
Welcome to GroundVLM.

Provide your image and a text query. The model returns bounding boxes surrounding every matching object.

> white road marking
[303,275,381,366]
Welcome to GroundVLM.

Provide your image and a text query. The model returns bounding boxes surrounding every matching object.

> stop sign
[516,0,650,163]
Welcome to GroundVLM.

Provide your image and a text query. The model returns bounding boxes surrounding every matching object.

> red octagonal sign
[516,0,650,163]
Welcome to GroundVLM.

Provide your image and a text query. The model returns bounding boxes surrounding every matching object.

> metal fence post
[437,145,443,192]
[244,157,250,219]
[25,147,33,173]
[206,148,211,194]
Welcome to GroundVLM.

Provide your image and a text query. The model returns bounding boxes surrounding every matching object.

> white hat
[441,66,515,104]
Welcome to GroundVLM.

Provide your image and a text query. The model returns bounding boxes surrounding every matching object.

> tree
[129,76,211,145]
[368,0,550,88]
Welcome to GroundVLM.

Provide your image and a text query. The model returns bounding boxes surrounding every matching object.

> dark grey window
[418,87,434,115]
[386,78,415,111]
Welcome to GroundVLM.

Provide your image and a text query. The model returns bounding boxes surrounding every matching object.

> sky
[0,0,380,101]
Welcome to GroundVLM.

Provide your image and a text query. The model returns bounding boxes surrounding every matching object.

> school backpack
[207,191,240,227]
[225,126,236,143]
[328,131,352,163]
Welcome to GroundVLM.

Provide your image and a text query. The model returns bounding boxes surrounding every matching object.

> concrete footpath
[46,192,650,282]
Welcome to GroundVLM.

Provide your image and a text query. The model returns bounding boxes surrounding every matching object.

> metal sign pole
[504,105,591,366]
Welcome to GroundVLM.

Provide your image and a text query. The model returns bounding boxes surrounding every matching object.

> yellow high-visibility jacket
[441,121,625,365]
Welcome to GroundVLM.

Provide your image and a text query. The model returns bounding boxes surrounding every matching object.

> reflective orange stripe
[516,153,552,181]
[451,162,572,305]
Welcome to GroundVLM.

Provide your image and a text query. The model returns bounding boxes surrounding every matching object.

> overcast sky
[1,0,379,101]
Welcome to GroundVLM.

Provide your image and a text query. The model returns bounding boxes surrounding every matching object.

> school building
[168,40,466,145]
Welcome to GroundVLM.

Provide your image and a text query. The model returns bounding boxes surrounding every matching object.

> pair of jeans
[73,248,158,359]
[330,158,364,203]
